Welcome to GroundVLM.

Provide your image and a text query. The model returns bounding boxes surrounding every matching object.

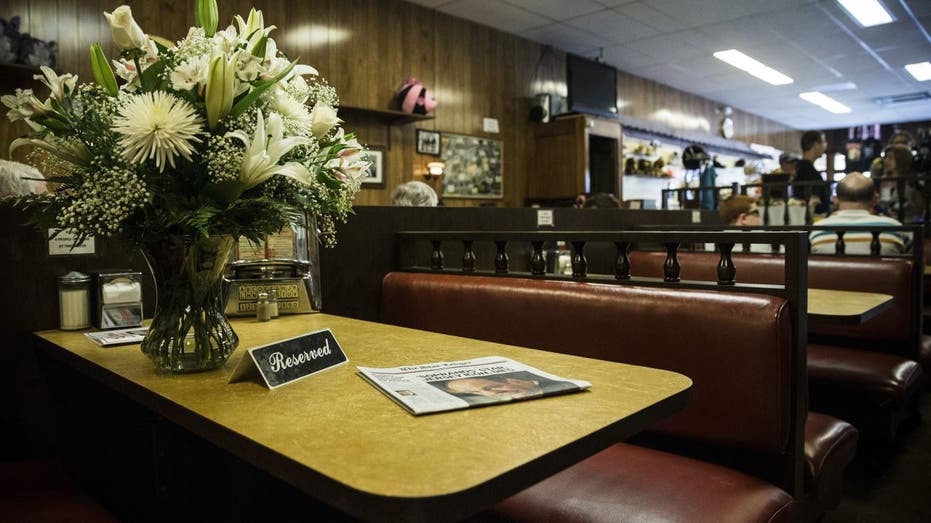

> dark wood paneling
[2,0,804,207]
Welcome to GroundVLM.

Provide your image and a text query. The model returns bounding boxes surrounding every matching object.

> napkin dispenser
[223,259,318,316]
[91,270,144,329]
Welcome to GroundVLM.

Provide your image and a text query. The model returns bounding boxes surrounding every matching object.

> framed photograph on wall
[440,133,503,199]
[362,148,385,188]
[416,129,441,156]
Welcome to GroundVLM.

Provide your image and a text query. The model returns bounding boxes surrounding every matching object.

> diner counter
[34,314,692,522]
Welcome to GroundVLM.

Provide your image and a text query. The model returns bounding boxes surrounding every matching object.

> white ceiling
[407,0,931,130]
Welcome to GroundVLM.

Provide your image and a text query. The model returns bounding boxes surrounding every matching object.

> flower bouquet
[2,1,368,373]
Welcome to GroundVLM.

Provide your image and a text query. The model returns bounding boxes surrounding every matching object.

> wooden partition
[319,206,717,320]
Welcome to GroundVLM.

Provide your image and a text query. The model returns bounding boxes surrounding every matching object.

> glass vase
[141,235,238,373]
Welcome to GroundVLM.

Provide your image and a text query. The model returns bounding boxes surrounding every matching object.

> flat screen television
[566,53,618,119]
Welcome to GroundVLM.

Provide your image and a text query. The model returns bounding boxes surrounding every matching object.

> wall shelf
[340,105,434,125]
[339,105,434,149]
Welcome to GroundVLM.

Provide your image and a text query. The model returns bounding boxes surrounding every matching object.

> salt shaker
[59,271,91,330]
[256,292,271,322]
[268,288,279,318]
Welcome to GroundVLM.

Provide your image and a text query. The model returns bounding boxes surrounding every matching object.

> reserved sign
[229,329,348,389]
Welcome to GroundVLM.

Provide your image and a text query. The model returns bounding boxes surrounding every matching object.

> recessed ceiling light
[712,49,793,86]
[837,0,894,27]
[905,62,931,81]
[799,91,852,114]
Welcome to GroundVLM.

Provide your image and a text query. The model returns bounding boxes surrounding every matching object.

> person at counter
[762,154,797,200]
[809,172,909,255]
[794,131,830,215]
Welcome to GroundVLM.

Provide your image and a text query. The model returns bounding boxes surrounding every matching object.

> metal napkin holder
[223,259,318,316]
[90,270,144,329]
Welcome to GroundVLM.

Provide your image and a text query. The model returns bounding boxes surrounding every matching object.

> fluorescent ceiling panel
[905,62,931,81]
[799,91,853,114]
[712,49,794,85]
[837,0,894,27]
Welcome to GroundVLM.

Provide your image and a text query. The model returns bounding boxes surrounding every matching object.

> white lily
[170,55,210,91]
[211,25,239,55]
[325,128,370,181]
[1,89,51,121]
[234,9,274,39]
[226,110,313,189]
[10,136,91,166]
[34,66,77,101]
[204,50,240,128]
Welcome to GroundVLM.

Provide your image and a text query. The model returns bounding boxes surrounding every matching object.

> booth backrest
[628,251,918,355]
[381,272,794,458]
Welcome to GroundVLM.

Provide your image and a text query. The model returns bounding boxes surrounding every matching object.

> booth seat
[381,272,857,521]
[479,443,796,523]
[629,251,923,444]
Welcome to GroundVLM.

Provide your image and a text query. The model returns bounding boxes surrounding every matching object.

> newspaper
[358,356,591,415]
[84,327,148,346]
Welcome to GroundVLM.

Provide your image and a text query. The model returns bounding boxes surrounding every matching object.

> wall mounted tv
[566,53,618,120]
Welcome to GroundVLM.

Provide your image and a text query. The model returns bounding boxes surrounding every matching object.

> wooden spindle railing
[494,240,509,274]
[571,241,587,279]
[614,241,631,280]
[663,242,680,282]
[462,240,476,272]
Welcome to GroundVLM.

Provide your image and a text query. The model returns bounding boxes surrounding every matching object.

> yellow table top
[808,288,894,324]
[34,314,691,523]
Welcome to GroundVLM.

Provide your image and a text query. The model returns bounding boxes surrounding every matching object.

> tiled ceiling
[407,0,931,130]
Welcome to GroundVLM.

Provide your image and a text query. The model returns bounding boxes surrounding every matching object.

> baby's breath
[58,164,148,237]
[310,80,339,108]
[174,27,212,61]
[206,135,243,183]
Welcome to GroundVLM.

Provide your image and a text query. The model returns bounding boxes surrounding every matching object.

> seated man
[720,194,761,227]
[710,195,770,253]
[391,181,438,207]
[582,192,620,209]
[809,172,910,255]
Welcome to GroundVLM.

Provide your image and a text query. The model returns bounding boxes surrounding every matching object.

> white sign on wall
[48,229,96,256]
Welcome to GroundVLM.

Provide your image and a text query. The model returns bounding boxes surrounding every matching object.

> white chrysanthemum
[113,92,204,171]
[269,91,312,131]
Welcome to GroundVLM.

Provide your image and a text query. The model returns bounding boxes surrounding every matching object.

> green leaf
[229,59,296,118]
[140,60,167,92]
[207,180,246,206]
[149,35,174,51]
[39,119,70,133]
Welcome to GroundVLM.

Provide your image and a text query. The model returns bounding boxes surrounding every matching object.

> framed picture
[416,129,441,156]
[440,133,503,199]
[362,148,385,188]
